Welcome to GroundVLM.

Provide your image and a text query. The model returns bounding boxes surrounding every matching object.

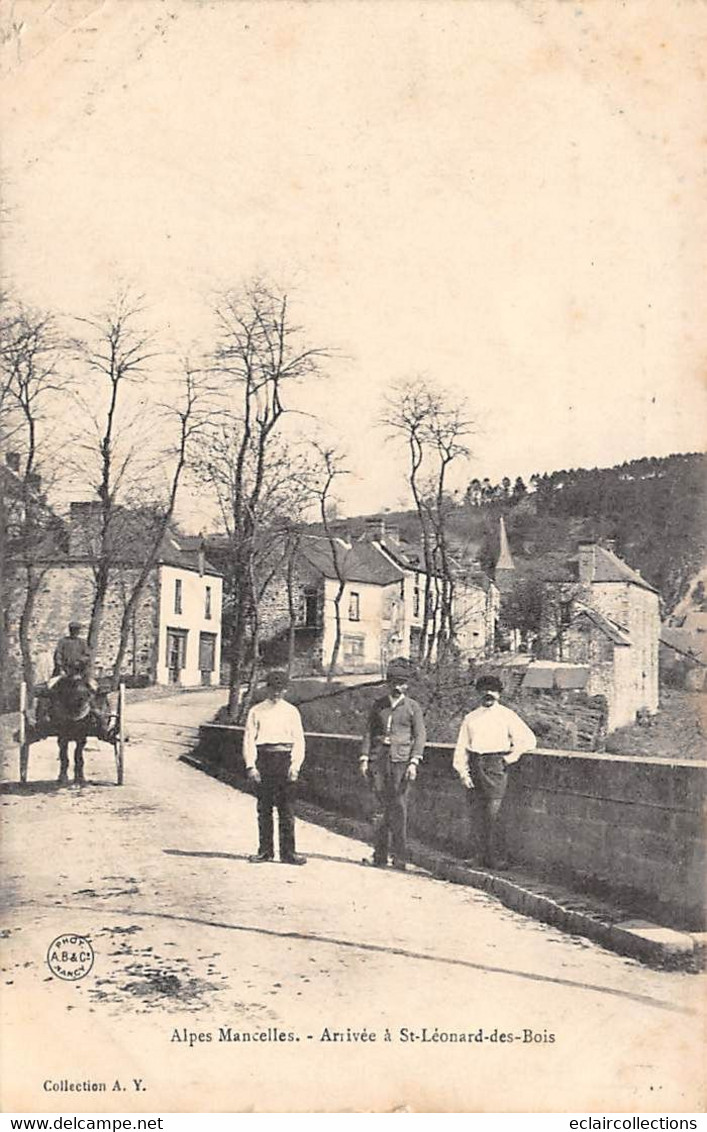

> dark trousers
[256,750,296,859]
[467,753,509,867]
[371,761,411,864]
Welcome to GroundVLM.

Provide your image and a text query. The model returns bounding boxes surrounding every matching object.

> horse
[31,674,115,786]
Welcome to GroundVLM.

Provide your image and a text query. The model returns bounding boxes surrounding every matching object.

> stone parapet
[196,725,706,930]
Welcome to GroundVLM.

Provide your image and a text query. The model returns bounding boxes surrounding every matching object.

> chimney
[578,543,597,583]
[68,500,103,557]
[603,538,617,555]
[363,517,386,542]
[27,471,41,493]
[5,452,20,473]
[384,524,401,545]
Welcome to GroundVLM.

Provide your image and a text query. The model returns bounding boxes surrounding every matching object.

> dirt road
[1,690,703,1112]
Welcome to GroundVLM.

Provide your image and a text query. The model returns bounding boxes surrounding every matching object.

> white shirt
[452,702,537,779]
[242,698,306,774]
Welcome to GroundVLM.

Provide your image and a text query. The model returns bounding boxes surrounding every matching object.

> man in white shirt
[452,674,536,869]
[243,670,307,865]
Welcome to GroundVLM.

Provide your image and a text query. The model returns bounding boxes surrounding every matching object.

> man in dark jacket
[359,660,426,871]
[51,622,92,683]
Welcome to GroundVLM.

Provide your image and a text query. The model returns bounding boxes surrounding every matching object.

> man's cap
[68,621,82,631]
[265,669,289,692]
[386,658,415,682]
[476,674,503,694]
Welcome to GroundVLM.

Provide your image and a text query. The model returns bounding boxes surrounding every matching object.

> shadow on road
[53,900,692,1016]
[163,847,380,870]
[1,779,116,794]
[163,848,254,864]
[0,779,62,795]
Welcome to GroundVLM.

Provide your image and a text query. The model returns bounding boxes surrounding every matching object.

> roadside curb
[181,752,703,973]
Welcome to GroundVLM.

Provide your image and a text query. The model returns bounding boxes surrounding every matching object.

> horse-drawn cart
[18,680,126,786]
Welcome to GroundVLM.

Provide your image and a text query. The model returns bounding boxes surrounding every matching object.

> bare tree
[382,378,472,665]
[381,380,437,660]
[422,396,472,658]
[283,523,303,678]
[309,442,351,682]
[0,299,69,698]
[110,363,208,686]
[71,289,159,671]
[200,281,330,717]
[200,432,320,716]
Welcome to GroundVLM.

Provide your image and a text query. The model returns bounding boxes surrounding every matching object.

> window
[413,576,421,618]
[166,628,188,683]
[559,600,573,628]
[343,635,365,660]
[199,631,216,674]
[348,591,360,621]
[304,588,318,628]
[174,578,183,615]
[205,585,212,620]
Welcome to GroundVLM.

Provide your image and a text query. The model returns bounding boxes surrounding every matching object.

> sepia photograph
[1,0,705,1116]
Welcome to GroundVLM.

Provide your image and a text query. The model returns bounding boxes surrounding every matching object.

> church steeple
[495,516,515,588]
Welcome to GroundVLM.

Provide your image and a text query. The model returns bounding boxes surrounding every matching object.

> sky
[1,0,705,526]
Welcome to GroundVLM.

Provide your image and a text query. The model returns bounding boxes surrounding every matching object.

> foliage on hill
[338,453,706,613]
[475,453,707,612]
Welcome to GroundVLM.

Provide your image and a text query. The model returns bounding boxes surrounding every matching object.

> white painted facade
[156,564,223,687]
[320,576,404,673]
[374,545,498,663]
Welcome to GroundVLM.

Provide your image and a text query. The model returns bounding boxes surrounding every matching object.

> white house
[4,500,223,690]
[367,519,499,663]
[258,520,497,675]
[155,535,223,687]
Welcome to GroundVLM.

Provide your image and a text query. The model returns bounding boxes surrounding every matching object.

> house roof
[377,537,426,572]
[588,545,658,593]
[660,627,707,665]
[299,537,404,586]
[29,516,221,576]
[156,532,221,576]
[523,662,591,690]
[572,604,632,646]
[545,544,659,592]
[680,611,707,634]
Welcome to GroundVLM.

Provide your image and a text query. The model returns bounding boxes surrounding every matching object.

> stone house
[258,520,498,675]
[4,499,223,692]
[368,520,498,663]
[659,626,707,690]
[538,541,660,730]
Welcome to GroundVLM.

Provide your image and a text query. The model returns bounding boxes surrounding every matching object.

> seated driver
[44,621,113,740]
[49,621,93,688]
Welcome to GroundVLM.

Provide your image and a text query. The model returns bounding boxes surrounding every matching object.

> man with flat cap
[51,621,92,685]
[243,670,307,866]
[453,674,536,869]
[359,659,426,871]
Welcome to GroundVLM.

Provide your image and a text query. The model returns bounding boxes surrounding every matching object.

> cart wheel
[114,682,125,786]
[19,740,29,784]
[114,737,124,786]
[18,683,29,784]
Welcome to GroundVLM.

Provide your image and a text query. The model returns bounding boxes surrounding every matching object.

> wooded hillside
[343,453,706,613]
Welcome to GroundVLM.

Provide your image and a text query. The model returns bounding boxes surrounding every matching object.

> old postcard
[1,0,705,1115]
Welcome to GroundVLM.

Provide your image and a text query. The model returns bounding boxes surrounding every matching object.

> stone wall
[258,562,327,675]
[541,578,660,730]
[197,725,707,929]
[5,561,159,692]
